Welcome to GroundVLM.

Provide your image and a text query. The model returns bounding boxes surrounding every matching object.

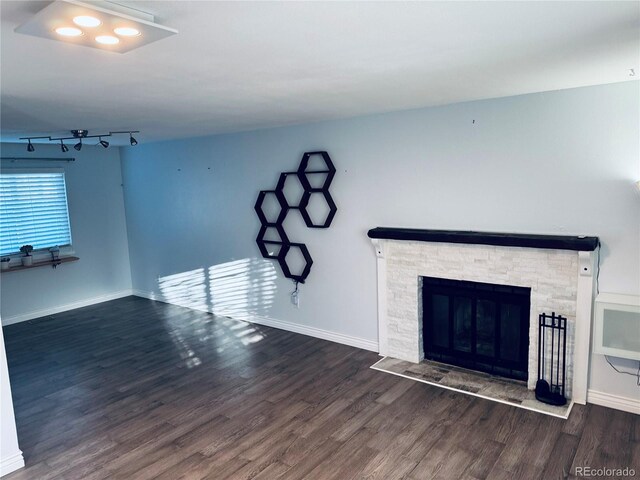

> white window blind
[0,172,72,256]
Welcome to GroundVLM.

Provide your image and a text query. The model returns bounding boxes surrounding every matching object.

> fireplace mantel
[368,227,599,252]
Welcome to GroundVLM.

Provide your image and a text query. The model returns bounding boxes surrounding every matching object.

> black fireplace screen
[422,277,531,381]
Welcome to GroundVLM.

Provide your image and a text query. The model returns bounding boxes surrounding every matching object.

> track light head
[129,133,138,146]
[27,140,35,152]
[99,138,109,148]
[60,140,69,153]
[74,140,82,151]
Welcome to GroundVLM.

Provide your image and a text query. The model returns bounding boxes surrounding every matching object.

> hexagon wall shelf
[254,151,337,283]
[300,190,337,229]
[256,225,289,260]
[276,172,306,209]
[255,190,288,227]
[279,243,313,283]
[298,151,336,192]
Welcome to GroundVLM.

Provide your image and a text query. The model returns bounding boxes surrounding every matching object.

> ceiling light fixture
[20,130,140,151]
[73,15,101,27]
[114,27,140,36]
[95,35,119,45]
[16,1,178,53]
[55,27,83,37]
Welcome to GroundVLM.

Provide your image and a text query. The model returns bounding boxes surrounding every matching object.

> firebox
[422,277,531,381]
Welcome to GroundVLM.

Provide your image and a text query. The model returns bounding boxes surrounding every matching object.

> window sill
[1,256,79,273]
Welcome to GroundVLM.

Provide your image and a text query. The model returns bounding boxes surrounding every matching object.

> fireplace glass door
[422,277,530,381]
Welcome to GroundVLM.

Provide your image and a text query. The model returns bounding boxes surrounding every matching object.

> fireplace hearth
[422,277,530,381]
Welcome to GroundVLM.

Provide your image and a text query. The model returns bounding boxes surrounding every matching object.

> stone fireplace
[368,228,598,405]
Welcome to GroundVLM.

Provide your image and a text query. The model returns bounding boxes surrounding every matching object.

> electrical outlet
[291,291,299,308]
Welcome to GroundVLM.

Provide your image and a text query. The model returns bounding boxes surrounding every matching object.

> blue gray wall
[0,143,132,322]
[120,81,640,400]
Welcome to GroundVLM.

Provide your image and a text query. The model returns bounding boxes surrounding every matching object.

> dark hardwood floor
[3,296,638,479]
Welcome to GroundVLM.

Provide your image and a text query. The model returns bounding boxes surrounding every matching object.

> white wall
[0,325,23,476]
[121,81,639,401]
[0,143,132,324]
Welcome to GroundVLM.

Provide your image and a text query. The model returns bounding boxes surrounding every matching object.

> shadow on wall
[154,257,278,322]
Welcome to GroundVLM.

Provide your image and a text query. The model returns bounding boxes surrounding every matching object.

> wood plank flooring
[2,296,638,479]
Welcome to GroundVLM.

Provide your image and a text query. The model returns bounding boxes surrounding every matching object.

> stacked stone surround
[383,240,578,397]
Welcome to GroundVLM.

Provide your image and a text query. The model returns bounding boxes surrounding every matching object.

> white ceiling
[1,1,638,145]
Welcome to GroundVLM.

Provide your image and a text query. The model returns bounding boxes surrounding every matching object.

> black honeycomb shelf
[298,151,336,194]
[276,172,305,209]
[279,243,313,284]
[254,151,337,283]
[255,190,287,226]
[255,224,289,260]
[300,190,337,229]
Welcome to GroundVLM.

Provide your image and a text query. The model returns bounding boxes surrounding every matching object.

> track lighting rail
[19,130,140,152]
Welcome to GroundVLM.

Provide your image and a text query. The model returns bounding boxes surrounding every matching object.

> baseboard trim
[131,289,155,301]
[131,290,378,352]
[587,389,640,415]
[1,290,133,326]
[241,313,378,352]
[0,451,24,477]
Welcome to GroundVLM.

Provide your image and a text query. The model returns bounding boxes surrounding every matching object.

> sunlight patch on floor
[165,321,203,369]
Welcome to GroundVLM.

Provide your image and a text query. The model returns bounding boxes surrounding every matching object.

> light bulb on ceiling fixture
[73,16,101,27]
[95,35,119,45]
[60,140,69,153]
[114,27,140,36]
[99,137,109,148]
[27,140,35,152]
[129,133,138,146]
[55,27,83,37]
[74,139,82,151]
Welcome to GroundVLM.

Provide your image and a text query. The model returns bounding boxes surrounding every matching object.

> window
[0,171,72,256]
